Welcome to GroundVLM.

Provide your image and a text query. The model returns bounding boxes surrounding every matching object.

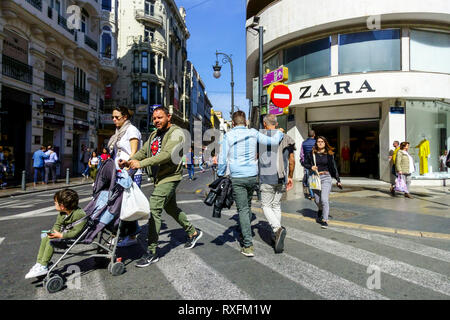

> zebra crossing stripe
[156,232,253,300]
[194,218,388,300]
[332,227,450,263]
[286,228,450,297]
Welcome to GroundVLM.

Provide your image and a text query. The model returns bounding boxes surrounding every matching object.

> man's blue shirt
[217,126,284,178]
[32,150,49,168]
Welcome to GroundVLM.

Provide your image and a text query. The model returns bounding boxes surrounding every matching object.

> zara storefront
[246,0,450,185]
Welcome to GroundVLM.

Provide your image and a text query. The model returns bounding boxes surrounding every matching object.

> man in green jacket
[120,107,203,268]
[25,189,87,279]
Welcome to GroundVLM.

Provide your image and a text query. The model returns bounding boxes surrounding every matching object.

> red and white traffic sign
[270,84,292,108]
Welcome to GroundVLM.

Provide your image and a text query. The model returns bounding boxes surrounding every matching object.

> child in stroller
[25,189,87,279]
[26,158,134,293]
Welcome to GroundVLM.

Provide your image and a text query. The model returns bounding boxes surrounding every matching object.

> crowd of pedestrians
[26,107,348,281]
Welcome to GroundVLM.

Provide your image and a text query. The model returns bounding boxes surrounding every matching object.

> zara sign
[299,80,376,99]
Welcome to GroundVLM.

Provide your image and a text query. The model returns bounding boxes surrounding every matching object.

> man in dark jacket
[301,130,316,199]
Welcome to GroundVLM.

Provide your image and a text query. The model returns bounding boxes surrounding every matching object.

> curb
[252,207,450,240]
[0,181,93,198]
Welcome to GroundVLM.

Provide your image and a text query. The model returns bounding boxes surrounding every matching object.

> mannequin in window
[415,137,430,175]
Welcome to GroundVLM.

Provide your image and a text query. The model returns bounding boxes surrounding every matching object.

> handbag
[394,174,408,193]
[120,182,150,221]
[308,153,321,191]
[204,190,217,206]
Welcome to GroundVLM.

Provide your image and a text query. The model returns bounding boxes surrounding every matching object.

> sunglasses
[111,115,122,120]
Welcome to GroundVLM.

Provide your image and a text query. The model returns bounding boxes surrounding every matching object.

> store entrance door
[311,121,379,178]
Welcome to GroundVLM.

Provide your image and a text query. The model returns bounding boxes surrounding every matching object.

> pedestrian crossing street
[34,209,450,300]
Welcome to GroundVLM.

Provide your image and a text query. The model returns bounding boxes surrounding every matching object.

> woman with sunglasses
[304,136,342,229]
[107,106,143,246]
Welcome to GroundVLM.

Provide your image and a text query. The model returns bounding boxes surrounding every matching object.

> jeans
[45,162,57,184]
[231,176,258,248]
[34,167,45,183]
[82,162,89,176]
[147,181,196,254]
[312,174,332,221]
[260,183,284,233]
[187,164,194,179]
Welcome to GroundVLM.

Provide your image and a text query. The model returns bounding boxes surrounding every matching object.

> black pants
[45,162,57,184]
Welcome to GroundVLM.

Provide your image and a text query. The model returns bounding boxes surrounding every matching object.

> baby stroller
[43,158,134,293]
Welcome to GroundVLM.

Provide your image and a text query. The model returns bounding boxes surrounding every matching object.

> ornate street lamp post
[213,51,234,118]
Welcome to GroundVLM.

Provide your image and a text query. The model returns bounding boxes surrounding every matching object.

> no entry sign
[270,84,292,108]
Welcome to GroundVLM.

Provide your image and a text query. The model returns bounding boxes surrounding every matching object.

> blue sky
[175,0,248,120]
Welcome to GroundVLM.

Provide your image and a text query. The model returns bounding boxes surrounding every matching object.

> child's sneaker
[25,263,48,279]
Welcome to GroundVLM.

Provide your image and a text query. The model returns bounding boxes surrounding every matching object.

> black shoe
[135,251,159,268]
[274,227,287,253]
[320,221,328,229]
[185,230,203,249]
[316,210,323,223]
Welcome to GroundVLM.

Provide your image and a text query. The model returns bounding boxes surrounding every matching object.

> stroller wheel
[44,274,64,293]
[109,262,125,276]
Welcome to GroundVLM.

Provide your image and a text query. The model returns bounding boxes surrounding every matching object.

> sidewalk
[276,177,450,239]
[0,176,94,198]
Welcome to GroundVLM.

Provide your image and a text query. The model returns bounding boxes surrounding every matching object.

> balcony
[84,34,98,52]
[135,9,163,27]
[44,73,65,96]
[58,14,75,35]
[26,0,42,11]
[74,86,90,104]
[2,55,33,84]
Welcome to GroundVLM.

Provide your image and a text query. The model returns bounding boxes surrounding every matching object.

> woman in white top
[107,106,143,246]
[88,151,100,180]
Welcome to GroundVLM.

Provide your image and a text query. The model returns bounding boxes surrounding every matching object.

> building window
[149,82,156,104]
[263,53,280,73]
[102,0,112,11]
[339,29,400,74]
[101,27,112,59]
[75,67,86,90]
[141,51,148,73]
[284,37,331,82]
[150,53,156,74]
[133,51,140,73]
[145,0,154,16]
[144,26,155,42]
[133,82,139,104]
[410,29,450,74]
[141,81,148,104]
[81,9,89,33]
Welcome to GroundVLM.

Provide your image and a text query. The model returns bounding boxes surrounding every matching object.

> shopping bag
[308,153,321,191]
[308,172,321,191]
[204,190,217,206]
[394,174,408,193]
[120,182,150,221]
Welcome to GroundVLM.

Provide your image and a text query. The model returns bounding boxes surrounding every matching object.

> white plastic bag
[120,182,150,221]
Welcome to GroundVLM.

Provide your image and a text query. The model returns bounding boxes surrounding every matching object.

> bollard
[22,170,26,191]
[66,168,70,184]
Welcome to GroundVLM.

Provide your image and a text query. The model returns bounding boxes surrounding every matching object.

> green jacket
[52,207,87,239]
[131,125,184,185]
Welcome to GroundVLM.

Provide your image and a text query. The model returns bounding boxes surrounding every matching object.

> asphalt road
[0,169,449,300]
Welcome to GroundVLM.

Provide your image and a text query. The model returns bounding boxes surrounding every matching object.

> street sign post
[263,66,288,87]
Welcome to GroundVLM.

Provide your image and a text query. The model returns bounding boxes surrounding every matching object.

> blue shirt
[32,150,49,168]
[218,126,283,178]
[44,150,59,164]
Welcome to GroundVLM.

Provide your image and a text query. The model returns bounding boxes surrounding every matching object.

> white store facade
[246,0,450,186]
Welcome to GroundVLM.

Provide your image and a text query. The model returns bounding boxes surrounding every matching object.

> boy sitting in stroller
[25,189,87,279]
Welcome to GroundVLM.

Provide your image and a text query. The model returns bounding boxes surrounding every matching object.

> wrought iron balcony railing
[74,86,90,104]
[2,55,33,84]
[44,73,65,96]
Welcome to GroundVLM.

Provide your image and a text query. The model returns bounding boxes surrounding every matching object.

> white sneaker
[25,264,48,279]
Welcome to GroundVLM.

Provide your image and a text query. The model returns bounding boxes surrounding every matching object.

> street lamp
[213,51,234,118]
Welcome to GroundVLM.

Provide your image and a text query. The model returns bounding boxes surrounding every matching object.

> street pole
[214,51,234,118]
[258,26,263,129]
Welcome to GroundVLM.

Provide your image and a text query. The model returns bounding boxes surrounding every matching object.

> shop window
[406,100,450,178]
[410,29,450,74]
[339,29,400,74]
[284,37,331,83]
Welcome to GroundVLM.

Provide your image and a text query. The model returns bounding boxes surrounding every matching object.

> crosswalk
[31,209,450,300]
